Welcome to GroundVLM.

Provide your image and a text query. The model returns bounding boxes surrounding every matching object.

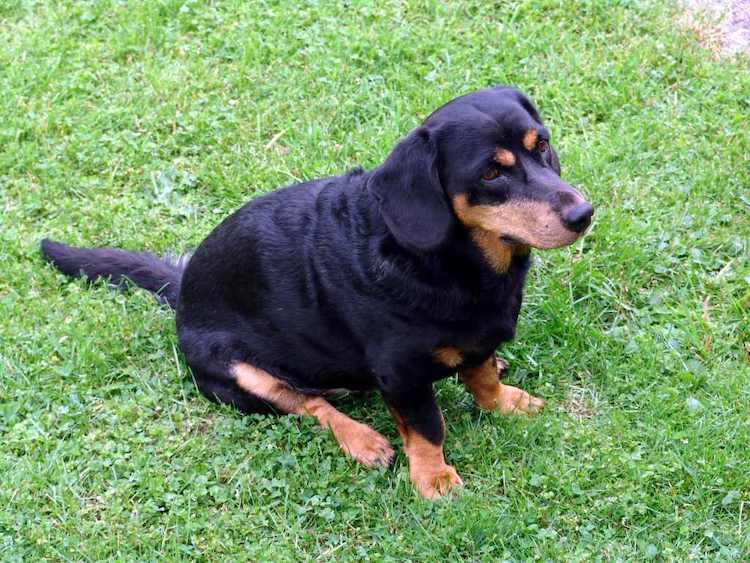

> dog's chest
[441,259,529,350]
[461,291,522,347]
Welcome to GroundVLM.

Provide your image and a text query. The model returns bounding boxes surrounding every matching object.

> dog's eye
[482,167,501,181]
[537,139,549,152]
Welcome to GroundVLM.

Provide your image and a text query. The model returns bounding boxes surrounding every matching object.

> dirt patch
[683,1,750,56]
[560,384,600,421]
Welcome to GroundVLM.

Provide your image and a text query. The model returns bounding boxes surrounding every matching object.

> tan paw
[411,464,463,499]
[497,384,546,416]
[332,420,395,468]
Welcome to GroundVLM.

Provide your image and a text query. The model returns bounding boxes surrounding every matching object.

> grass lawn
[1,0,749,559]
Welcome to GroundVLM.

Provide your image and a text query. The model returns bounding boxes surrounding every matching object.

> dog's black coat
[42,86,589,447]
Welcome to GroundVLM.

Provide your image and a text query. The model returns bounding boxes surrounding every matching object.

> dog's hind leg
[231,362,394,468]
[193,372,278,415]
[460,356,545,415]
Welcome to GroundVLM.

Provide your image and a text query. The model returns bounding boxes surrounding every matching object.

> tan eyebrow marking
[494,148,516,167]
[522,129,538,151]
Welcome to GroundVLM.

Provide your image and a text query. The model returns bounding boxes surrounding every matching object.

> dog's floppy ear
[368,126,452,252]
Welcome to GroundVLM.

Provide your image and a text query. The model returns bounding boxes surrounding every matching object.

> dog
[42,86,593,499]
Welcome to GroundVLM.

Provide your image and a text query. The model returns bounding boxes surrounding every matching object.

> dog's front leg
[383,384,462,499]
[460,356,545,415]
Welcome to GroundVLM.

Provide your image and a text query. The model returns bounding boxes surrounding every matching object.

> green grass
[1,0,749,559]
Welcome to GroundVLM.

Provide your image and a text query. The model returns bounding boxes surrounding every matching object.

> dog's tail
[40,238,189,310]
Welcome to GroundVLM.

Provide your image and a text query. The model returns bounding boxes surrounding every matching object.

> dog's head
[368,86,593,254]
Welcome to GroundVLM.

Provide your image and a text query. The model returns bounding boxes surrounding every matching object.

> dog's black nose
[562,202,594,233]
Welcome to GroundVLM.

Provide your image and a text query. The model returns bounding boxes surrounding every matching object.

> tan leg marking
[233,363,394,467]
[494,148,516,167]
[387,407,462,499]
[459,358,545,415]
[433,346,463,368]
[523,129,538,151]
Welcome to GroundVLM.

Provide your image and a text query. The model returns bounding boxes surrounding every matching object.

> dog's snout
[562,202,594,233]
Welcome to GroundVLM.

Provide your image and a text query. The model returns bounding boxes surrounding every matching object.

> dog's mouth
[453,195,594,251]
[499,234,525,245]
[497,219,589,250]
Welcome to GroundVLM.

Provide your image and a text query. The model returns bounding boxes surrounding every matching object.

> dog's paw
[496,384,546,416]
[411,464,463,500]
[334,421,395,468]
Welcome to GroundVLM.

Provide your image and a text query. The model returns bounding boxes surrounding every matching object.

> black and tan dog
[42,86,593,499]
